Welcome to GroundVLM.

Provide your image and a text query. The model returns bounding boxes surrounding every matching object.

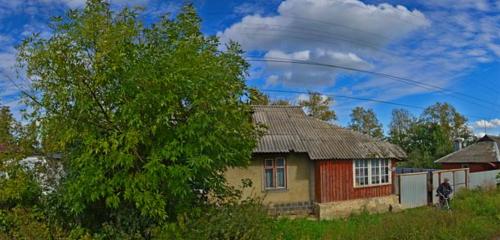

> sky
[1,0,500,136]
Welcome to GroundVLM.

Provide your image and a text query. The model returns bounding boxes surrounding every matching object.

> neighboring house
[225,106,406,218]
[435,135,500,172]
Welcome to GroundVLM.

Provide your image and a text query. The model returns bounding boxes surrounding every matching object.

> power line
[259,88,493,121]
[247,57,500,110]
[209,10,500,111]
[262,89,425,109]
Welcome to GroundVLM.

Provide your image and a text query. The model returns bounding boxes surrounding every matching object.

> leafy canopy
[349,106,383,138]
[299,92,336,121]
[388,103,474,168]
[18,0,259,229]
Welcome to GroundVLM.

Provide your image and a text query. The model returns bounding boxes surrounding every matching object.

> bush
[0,207,66,239]
[152,198,274,240]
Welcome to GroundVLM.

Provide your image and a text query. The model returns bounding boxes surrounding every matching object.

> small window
[354,159,391,187]
[264,158,287,190]
[461,164,469,169]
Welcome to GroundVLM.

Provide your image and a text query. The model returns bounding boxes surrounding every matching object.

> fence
[396,167,436,174]
[398,172,429,208]
[431,168,468,204]
[469,169,500,189]
[397,168,499,208]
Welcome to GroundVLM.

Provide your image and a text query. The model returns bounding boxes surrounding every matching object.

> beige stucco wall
[225,153,312,206]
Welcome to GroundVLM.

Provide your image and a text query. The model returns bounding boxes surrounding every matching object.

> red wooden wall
[315,159,396,203]
[441,163,499,173]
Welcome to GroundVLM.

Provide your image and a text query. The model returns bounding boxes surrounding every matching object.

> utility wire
[211,10,500,103]
[247,57,500,110]
[259,88,493,121]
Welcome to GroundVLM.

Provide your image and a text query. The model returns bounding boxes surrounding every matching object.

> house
[435,135,500,172]
[225,105,406,219]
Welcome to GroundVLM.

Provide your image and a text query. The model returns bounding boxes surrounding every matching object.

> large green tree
[349,106,383,138]
[18,1,259,233]
[299,92,336,121]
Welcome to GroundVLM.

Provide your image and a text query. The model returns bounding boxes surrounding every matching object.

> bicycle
[436,192,451,210]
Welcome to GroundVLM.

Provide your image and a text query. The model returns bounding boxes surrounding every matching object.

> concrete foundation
[316,195,402,220]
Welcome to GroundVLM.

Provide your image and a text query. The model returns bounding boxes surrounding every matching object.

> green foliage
[152,198,274,240]
[421,102,472,142]
[274,189,500,240]
[248,88,270,105]
[299,91,336,121]
[0,166,42,209]
[388,108,414,147]
[388,103,473,168]
[0,207,66,240]
[349,106,383,138]
[0,106,16,147]
[18,0,259,234]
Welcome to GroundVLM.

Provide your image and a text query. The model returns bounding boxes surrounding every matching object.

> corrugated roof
[435,135,500,163]
[252,105,407,160]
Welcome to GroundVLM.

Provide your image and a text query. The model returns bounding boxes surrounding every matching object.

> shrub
[0,207,66,239]
[152,198,274,240]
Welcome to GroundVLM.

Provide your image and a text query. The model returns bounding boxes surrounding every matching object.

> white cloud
[220,0,500,108]
[219,0,429,88]
[423,0,491,11]
[474,119,500,129]
[297,93,330,103]
[262,49,372,86]
[220,0,429,52]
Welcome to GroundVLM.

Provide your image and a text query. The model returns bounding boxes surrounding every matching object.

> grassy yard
[272,188,500,240]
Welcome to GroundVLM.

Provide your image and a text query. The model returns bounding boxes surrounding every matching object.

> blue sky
[1,0,500,136]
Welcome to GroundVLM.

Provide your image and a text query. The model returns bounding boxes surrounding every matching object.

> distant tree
[401,122,450,168]
[0,105,42,209]
[0,106,16,150]
[421,102,472,142]
[248,88,269,105]
[387,103,474,169]
[299,92,336,121]
[18,1,259,234]
[349,107,383,138]
[388,108,415,148]
[271,99,291,106]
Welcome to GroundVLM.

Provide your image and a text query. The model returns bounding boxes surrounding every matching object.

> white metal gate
[398,172,428,208]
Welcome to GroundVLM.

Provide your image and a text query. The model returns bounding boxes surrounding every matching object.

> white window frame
[353,159,392,188]
[263,157,287,190]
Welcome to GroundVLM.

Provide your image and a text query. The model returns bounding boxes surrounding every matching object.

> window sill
[263,188,288,193]
[353,182,392,189]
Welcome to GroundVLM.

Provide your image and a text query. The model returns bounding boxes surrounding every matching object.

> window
[354,159,391,187]
[355,160,369,186]
[264,158,286,189]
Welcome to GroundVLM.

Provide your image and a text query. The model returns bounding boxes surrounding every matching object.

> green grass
[272,188,500,240]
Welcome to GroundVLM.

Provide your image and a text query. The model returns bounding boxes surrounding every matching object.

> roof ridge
[251,105,303,108]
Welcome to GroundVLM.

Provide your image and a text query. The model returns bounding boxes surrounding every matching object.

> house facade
[225,106,406,218]
[435,135,500,172]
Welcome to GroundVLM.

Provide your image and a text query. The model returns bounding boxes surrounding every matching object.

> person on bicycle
[437,178,453,203]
